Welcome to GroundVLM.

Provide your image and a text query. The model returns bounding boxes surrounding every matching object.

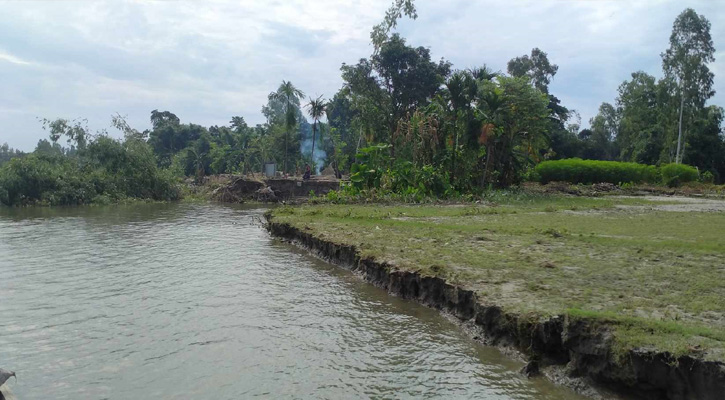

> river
[0,203,586,399]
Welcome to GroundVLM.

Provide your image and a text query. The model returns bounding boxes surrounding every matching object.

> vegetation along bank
[2,5,725,206]
[266,195,725,400]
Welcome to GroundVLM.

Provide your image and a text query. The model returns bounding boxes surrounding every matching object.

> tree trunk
[356,127,363,154]
[675,82,685,164]
[451,116,457,184]
[311,121,316,174]
[389,120,396,160]
[482,143,494,187]
[284,129,288,174]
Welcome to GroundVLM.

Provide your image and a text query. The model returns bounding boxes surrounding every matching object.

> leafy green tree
[269,81,305,174]
[341,34,450,156]
[42,118,90,150]
[186,135,212,182]
[469,65,500,82]
[370,0,417,51]
[661,8,715,163]
[478,76,551,186]
[0,143,25,167]
[147,111,206,166]
[615,72,662,164]
[507,48,571,163]
[441,70,477,182]
[326,91,358,169]
[585,103,619,160]
[34,139,65,156]
[1,117,179,206]
[112,113,147,141]
[150,110,181,129]
[507,48,559,94]
[684,105,725,180]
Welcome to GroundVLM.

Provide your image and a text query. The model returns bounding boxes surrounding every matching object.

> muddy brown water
[0,203,587,399]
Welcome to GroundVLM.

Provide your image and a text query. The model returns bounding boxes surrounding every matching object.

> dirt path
[614,195,725,212]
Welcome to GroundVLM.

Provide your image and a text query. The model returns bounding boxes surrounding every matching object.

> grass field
[270,194,725,361]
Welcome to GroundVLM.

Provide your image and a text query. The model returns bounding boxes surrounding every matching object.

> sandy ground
[614,195,725,212]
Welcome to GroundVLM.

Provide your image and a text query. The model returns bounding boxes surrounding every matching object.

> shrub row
[535,159,699,186]
[660,163,700,187]
[0,138,181,206]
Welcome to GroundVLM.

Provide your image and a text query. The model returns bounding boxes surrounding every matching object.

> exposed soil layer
[266,217,725,400]
[210,176,340,202]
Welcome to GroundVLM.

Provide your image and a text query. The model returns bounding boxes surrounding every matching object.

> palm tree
[270,80,304,174]
[469,64,500,82]
[444,71,476,183]
[305,95,326,173]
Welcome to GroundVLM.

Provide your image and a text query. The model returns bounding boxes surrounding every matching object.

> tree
[305,96,326,173]
[442,70,477,182]
[112,113,146,141]
[269,81,304,174]
[370,0,417,51]
[507,48,571,163]
[662,8,715,163]
[548,110,583,160]
[685,105,725,180]
[0,143,25,167]
[150,110,180,129]
[507,48,559,93]
[478,76,551,186]
[42,118,90,150]
[341,34,450,156]
[469,65,499,82]
[147,111,205,167]
[615,72,662,164]
[586,103,619,160]
[183,135,212,182]
[326,91,358,169]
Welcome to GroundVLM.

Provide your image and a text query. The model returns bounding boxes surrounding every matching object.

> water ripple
[0,203,585,399]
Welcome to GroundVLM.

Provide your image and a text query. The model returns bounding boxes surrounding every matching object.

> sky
[0,0,723,151]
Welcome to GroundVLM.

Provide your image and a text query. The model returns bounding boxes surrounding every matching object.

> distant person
[303,164,311,180]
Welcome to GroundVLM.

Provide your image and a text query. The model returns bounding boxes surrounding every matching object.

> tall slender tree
[662,8,715,163]
[305,95,326,172]
[270,81,304,174]
[443,70,476,182]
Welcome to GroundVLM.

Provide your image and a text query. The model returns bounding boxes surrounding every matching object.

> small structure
[263,162,276,178]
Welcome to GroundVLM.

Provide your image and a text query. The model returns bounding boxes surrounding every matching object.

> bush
[701,170,715,184]
[660,163,699,187]
[0,138,180,206]
[536,159,659,185]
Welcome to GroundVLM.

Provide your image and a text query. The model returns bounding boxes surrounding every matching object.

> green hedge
[536,159,660,185]
[535,159,703,186]
[660,163,699,187]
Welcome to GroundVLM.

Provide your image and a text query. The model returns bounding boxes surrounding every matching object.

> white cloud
[0,50,33,66]
[0,0,723,150]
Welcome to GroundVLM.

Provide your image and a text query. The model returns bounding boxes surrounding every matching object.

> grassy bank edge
[266,202,725,365]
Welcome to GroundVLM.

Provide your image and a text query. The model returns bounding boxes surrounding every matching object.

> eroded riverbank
[266,197,725,400]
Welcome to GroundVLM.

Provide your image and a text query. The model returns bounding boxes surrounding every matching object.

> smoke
[300,134,327,174]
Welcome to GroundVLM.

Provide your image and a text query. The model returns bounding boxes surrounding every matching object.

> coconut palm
[469,64,500,82]
[305,95,326,173]
[270,81,304,174]
[444,71,477,182]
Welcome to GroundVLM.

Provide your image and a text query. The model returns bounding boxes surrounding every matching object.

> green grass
[271,195,725,362]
